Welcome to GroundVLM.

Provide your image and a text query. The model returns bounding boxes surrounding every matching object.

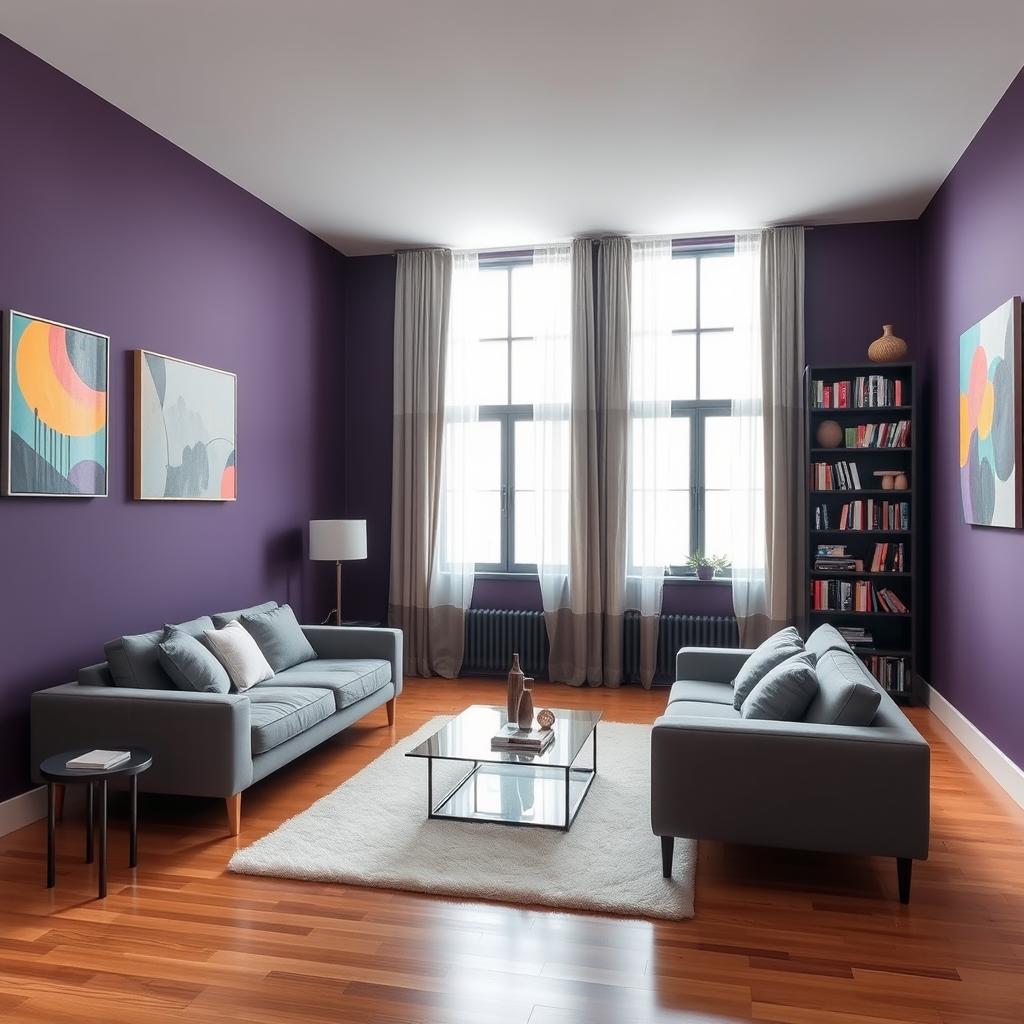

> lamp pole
[335,559,343,626]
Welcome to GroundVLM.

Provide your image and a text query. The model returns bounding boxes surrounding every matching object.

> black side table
[38,749,152,898]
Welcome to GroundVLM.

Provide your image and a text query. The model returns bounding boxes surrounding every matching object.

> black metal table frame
[425,726,597,832]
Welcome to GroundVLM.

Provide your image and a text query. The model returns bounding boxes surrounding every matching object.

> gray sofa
[31,621,402,835]
[652,625,929,902]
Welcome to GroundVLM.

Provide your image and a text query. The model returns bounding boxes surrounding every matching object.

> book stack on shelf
[805,362,917,703]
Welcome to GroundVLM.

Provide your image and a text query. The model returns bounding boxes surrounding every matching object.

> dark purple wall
[919,67,1024,770]
[0,36,346,800]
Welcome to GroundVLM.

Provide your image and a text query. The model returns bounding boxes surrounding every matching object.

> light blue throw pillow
[741,652,819,721]
[240,603,316,673]
[158,627,231,694]
[732,626,805,709]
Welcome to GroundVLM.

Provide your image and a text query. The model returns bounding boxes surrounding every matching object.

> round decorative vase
[816,419,843,449]
[506,653,525,725]
[517,678,535,730]
[894,472,909,491]
[868,324,908,363]
[537,708,555,730]
[696,565,715,582]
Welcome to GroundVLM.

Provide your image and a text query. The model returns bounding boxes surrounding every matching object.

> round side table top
[39,749,153,784]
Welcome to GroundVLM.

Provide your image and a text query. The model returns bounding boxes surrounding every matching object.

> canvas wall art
[959,296,1022,528]
[134,350,236,501]
[2,310,109,497]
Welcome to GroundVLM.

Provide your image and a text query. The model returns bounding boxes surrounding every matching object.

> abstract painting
[134,350,236,501]
[2,310,109,497]
[959,297,1022,528]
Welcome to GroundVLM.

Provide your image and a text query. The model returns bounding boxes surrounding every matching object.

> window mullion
[692,409,703,557]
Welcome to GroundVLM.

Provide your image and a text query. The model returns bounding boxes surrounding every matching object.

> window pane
[510,337,571,405]
[635,332,696,401]
[477,267,509,339]
[471,338,509,405]
[444,420,501,565]
[668,256,697,330]
[514,490,536,565]
[698,329,740,400]
[630,490,689,567]
[703,491,734,563]
[510,263,536,338]
[666,415,692,490]
[630,415,690,568]
[515,419,569,566]
[699,254,735,329]
[704,415,738,490]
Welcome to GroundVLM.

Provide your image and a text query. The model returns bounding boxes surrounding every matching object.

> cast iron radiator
[462,608,739,684]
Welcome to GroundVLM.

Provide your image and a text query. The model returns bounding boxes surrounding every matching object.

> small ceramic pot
[696,565,715,582]
[868,325,908,363]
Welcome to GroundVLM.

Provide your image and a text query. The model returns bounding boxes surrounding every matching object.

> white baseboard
[927,684,1024,810]
[0,786,47,837]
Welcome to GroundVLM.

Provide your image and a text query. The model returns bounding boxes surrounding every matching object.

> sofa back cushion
[158,627,231,694]
[104,614,215,689]
[805,623,854,661]
[804,649,882,727]
[240,603,316,673]
[211,601,278,629]
[732,626,805,709]
[740,651,819,721]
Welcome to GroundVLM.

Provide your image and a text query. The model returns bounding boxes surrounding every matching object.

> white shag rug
[229,716,696,920]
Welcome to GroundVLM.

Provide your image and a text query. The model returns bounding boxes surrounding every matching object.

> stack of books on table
[65,750,130,771]
[491,728,554,754]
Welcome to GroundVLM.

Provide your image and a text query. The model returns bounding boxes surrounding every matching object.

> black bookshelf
[804,363,918,703]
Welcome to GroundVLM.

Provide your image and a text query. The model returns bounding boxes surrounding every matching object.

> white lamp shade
[309,519,367,561]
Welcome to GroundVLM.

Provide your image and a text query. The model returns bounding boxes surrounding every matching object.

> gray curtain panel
[387,247,463,677]
[759,225,806,640]
[548,238,631,686]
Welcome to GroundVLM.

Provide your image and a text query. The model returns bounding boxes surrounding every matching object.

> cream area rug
[229,716,697,920]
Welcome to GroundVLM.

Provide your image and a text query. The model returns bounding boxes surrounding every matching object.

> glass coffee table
[406,705,601,831]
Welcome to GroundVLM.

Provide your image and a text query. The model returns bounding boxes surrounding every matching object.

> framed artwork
[959,296,1022,528]
[133,350,237,501]
[2,310,109,497]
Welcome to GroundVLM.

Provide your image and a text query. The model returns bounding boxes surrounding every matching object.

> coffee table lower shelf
[427,761,596,831]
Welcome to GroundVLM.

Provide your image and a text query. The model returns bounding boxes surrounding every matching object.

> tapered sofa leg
[661,835,674,879]
[386,697,396,727]
[226,793,242,837]
[897,857,912,904]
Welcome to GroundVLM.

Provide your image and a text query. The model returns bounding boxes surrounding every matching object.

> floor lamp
[309,519,367,625]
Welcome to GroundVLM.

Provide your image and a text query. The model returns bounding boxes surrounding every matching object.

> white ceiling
[3,1,1023,256]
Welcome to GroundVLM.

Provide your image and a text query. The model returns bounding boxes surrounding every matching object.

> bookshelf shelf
[805,363,918,703]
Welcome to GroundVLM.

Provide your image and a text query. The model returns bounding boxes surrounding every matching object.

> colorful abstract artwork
[2,311,109,497]
[959,297,1022,528]
[134,350,236,501]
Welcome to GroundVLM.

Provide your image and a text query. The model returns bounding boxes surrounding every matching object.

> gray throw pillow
[239,603,316,673]
[211,601,278,629]
[741,652,819,721]
[158,628,231,694]
[732,626,805,709]
[104,614,215,689]
[803,649,882,726]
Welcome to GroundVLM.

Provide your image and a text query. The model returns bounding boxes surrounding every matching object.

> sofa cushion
[211,601,278,629]
[663,700,742,721]
[667,679,735,706]
[732,626,805,709]
[158,628,231,694]
[104,614,215,690]
[247,686,335,755]
[240,603,316,673]
[804,649,882,726]
[205,621,274,692]
[805,623,855,661]
[268,658,392,711]
[741,652,819,721]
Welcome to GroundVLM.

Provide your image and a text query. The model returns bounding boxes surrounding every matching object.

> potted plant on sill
[686,552,731,582]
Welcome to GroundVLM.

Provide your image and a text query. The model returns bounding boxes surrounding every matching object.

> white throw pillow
[205,620,274,691]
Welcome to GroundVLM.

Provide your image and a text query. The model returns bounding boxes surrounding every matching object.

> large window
[629,243,739,573]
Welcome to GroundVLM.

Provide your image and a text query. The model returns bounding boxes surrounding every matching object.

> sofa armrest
[675,646,751,683]
[651,714,930,860]
[31,683,253,798]
[302,626,403,697]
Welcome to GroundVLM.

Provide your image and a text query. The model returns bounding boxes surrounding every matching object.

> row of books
[814,543,906,573]
[811,376,906,409]
[814,500,910,531]
[870,542,906,572]
[861,655,910,693]
[841,421,911,449]
[811,580,910,614]
[811,460,864,490]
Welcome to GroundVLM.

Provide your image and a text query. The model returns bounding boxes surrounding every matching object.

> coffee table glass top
[406,705,601,769]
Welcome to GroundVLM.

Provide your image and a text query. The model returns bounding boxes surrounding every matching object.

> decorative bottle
[517,678,535,731]
[506,653,525,726]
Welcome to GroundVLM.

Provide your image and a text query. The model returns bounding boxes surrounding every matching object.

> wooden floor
[0,678,1022,1023]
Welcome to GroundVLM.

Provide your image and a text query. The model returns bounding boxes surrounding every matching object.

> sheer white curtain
[525,244,573,643]
[427,249,481,675]
[626,237,674,687]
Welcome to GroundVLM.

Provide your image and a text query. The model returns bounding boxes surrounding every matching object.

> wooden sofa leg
[386,697,396,727]
[226,793,242,837]
[661,836,674,879]
[897,857,912,904]
[53,784,66,823]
